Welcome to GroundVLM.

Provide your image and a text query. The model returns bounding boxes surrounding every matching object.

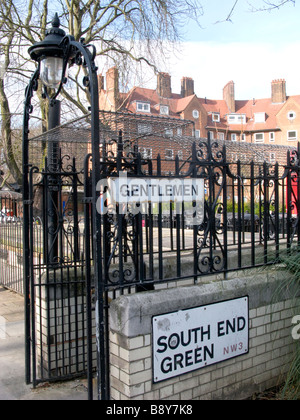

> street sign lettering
[152,297,249,383]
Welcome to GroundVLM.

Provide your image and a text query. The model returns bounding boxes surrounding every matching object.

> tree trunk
[0,78,22,187]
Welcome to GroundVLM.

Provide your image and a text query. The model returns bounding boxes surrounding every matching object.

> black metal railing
[0,192,24,294]
[84,138,300,297]
[2,136,300,396]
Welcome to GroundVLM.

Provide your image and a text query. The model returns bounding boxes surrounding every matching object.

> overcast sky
[144,0,300,101]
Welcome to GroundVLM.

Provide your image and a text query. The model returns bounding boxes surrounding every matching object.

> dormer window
[227,114,246,124]
[136,102,150,113]
[254,112,266,123]
[160,105,169,115]
[212,113,220,122]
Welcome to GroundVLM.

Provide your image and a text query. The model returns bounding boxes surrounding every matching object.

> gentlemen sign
[110,175,204,205]
[152,297,249,383]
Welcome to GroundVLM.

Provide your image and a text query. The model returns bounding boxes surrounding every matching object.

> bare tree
[247,0,295,12]
[0,0,204,187]
[1,0,294,188]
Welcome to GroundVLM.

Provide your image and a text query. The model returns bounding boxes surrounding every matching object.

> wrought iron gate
[23,132,300,400]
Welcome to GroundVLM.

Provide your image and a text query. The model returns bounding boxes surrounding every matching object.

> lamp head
[28,14,66,89]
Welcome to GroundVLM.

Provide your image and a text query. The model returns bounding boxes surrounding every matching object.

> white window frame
[160,105,169,115]
[287,111,296,121]
[139,147,152,159]
[218,132,225,140]
[241,133,246,142]
[231,133,237,142]
[136,102,150,113]
[212,113,220,122]
[254,133,264,143]
[137,123,152,134]
[165,149,174,160]
[227,114,246,124]
[270,153,276,164]
[195,129,200,138]
[287,130,297,141]
[254,112,266,123]
[269,132,275,142]
[164,129,173,138]
[192,109,199,119]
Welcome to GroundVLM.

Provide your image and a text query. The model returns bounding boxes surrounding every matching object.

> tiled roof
[118,83,300,133]
[122,87,184,117]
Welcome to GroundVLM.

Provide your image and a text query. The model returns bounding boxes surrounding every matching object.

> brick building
[98,67,299,165]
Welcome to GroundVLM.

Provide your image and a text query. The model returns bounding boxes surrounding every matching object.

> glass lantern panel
[40,56,64,89]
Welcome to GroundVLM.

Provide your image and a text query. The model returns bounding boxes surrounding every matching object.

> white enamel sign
[152,297,249,383]
[110,175,204,205]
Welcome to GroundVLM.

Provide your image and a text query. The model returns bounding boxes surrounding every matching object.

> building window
[212,113,220,122]
[195,129,200,138]
[231,133,237,142]
[177,150,183,160]
[288,130,297,141]
[192,110,199,119]
[269,132,275,142]
[165,149,174,160]
[227,114,246,124]
[270,153,276,164]
[241,133,246,142]
[287,111,296,121]
[160,105,169,115]
[137,123,152,134]
[136,102,150,113]
[209,131,214,140]
[218,132,225,140]
[139,148,152,159]
[177,127,183,136]
[164,129,173,137]
[254,133,264,143]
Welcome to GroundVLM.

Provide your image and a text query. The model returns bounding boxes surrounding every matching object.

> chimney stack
[223,81,235,113]
[271,79,286,103]
[106,67,119,111]
[157,72,172,98]
[181,77,194,98]
[98,74,104,91]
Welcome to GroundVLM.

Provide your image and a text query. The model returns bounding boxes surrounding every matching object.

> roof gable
[276,95,300,118]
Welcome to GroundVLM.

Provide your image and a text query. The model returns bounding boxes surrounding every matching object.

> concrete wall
[109,266,299,400]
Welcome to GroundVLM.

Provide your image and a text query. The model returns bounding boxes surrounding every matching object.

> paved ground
[0,286,89,400]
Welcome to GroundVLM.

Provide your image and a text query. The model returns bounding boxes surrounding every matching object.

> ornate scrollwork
[289,149,300,167]
[105,210,138,286]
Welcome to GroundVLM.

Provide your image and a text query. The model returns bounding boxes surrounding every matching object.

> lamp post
[23,14,105,400]
[27,14,66,266]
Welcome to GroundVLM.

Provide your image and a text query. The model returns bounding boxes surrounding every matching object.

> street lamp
[23,14,105,400]
[28,14,70,268]
[28,13,67,97]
